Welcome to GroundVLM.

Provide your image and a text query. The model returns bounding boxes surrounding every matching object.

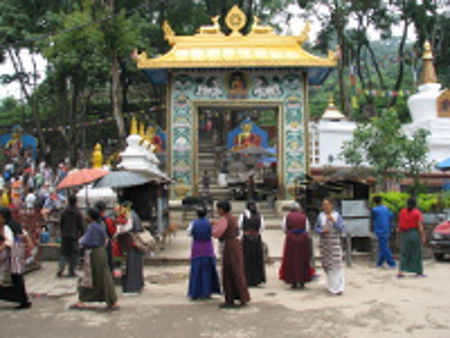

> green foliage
[371,192,442,214]
[341,109,406,190]
[371,192,409,214]
[341,109,432,191]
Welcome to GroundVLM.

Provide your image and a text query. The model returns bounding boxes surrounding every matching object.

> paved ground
[1,260,450,338]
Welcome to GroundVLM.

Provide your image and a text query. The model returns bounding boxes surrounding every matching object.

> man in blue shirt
[372,196,396,268]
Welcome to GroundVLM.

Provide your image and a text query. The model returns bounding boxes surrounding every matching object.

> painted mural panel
[170,69,305,199]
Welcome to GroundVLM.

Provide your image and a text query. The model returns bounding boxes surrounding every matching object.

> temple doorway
[196,105,279,202]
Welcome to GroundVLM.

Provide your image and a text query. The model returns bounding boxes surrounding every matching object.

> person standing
[57,195,84,277]
[70,207,118,311]
[238,201,266,287]
[24,187,37,209]
[95,201,116,272]
[246,175,255,200]
[213,200,250,308]
[187,207,221,300]
[315,199,345,295]
[120,208,144,294]
[0,207,32,309]
[371,196,396,268]
[201,171,211,196]
[279,202,312,289]
[397,197,426,278]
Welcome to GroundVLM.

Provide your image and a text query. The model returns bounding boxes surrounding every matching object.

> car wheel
[434,253,445,261]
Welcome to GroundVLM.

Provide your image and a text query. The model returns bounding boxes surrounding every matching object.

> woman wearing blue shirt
[70,207,119,311]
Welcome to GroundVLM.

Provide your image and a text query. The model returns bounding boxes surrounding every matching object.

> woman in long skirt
[315,199,345,295]
[70,207,118,311]
[279,202,311,289]
[0,207,32,309]
[397,197,426,278]
[213,200,250,308]
[238,201,266,287]
[187,207,221,299]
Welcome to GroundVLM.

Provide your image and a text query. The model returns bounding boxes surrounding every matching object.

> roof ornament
[163,20,175,44]
[295,21,310,45]
[198,15,223,35]
[225,5,247,36]
[249,16,274,35]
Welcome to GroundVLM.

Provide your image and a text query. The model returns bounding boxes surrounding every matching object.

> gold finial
[139,122,146,138]
[92,143,103,169]
[423,40,433,60]
[130,116,138,135]
[421,40,438,84]
[225,5,246,36]
[328,93,335,106]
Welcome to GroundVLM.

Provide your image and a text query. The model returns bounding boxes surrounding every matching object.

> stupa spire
[130,116,138,135]
[421,40,438,85]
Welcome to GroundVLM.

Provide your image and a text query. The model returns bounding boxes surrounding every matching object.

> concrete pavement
[3,260,450,337]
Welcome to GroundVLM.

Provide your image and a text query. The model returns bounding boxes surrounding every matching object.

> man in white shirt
[25,187,37,209]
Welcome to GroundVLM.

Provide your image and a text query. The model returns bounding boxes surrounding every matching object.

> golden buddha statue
[5,127,23,161]
[92,143,103,169]
[234,122,261,149]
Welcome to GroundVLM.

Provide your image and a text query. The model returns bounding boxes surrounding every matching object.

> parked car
[430,215,450,261]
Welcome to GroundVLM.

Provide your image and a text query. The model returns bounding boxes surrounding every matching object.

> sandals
[105,304,120,312]
[69,303,86,310]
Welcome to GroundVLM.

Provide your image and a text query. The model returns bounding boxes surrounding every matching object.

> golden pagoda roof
[135,5,338,71]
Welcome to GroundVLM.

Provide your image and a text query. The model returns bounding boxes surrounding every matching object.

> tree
[402,128,433,195]
[341,109,406,191]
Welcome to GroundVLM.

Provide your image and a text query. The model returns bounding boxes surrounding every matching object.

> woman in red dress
[279,202,312,288]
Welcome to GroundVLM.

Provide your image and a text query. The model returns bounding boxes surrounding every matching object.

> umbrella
[436,158,450,171]
[57,168,109,189]
[94,171,153,189]
[235,146,274,156]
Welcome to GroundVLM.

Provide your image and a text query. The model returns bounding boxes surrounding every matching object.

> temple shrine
[135,5,337,203]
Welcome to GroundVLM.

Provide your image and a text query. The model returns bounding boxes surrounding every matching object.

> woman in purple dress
[187,207,221,300]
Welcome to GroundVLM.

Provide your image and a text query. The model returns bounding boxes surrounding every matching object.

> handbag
[130,230,155,254]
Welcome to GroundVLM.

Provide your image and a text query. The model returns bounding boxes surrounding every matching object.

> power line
[0,2,151,51]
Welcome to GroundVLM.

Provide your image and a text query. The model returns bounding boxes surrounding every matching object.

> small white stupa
[119,117,167,179]
[405,41,450,163]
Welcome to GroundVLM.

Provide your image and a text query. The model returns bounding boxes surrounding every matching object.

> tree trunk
[111,48,126,143]
[107,0,125,144]
[7,48,46,152]
[388,17,409,107]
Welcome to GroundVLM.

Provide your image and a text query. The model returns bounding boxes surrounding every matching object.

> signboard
[341,200,370,217]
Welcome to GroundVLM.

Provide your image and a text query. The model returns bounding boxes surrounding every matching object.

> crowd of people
[186,195,427,308]
[0,159,70,218]
[0,187,427,311]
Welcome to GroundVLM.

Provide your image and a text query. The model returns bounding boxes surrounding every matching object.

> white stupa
[404,41,450,163]
[119,117,167,180]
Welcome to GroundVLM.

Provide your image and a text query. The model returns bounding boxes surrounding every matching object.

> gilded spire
[421,40,438,84]
[328,93,335,106]
[92,143,103,169]
[139,122,146,139]
[130,116,138,135]
[322,94,345,121]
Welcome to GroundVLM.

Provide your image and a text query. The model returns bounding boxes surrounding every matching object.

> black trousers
[58,237,79,275]
[0,274,29,305]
